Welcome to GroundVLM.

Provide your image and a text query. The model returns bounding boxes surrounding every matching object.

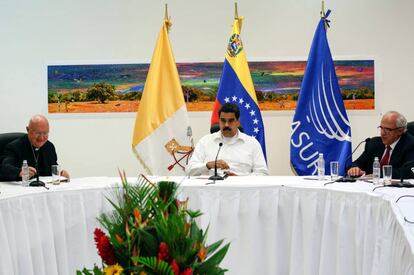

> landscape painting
[47,60,374,113]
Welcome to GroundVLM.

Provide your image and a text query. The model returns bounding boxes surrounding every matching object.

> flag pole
[234,2,239,19]
[320,0,325,18]
[321,0,328,31]
[164,3,169,20]
[164,3,172,33]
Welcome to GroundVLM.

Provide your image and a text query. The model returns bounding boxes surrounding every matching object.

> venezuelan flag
[132,18,193,175]
[211,16,267,159]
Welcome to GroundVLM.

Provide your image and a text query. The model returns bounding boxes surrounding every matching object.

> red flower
[157,242,170,261]
[94,228,116,265]
[94,227,105,244]
[182,267,193,275]
[171,259,180,275]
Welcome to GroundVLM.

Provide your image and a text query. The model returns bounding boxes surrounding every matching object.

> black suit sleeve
[350,137,384,174]
[392,134,414,179]
[1,143,23,181]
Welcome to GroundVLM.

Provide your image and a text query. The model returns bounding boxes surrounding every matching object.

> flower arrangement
[77,172,230,275]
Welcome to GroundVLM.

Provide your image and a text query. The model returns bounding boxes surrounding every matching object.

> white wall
[0,0,413,177]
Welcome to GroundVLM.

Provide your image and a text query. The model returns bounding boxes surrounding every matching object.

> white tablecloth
[0,176,414,275]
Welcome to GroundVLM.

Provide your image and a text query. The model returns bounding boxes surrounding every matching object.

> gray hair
[385,111,407,130]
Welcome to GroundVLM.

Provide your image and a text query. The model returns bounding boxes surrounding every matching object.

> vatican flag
[132,18,193,176]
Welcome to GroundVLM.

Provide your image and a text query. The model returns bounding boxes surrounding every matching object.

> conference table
[0,176,414,275]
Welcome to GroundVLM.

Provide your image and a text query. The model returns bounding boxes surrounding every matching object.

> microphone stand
[29,172,46,187]
[396,168,414,187]
[209,143,224,181]
[344,138,371,171]
[29,153,46,187]
[340,138,372,182]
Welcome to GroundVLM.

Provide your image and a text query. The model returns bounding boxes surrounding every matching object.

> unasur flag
[132,18,193,175]
[211,16,267,159]
[290,10,352,176]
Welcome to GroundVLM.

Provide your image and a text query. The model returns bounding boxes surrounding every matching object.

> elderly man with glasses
[1,114,69,181]
[348,111,414,179]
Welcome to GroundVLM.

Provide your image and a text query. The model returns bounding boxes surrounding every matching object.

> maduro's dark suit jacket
[351,133,414,179]
[0,134,58,181]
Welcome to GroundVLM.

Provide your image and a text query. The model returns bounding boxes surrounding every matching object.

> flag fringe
[132,146,153,175]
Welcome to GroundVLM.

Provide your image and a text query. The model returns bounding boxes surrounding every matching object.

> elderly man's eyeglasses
[377,126,402,134]
[29,130,49,138]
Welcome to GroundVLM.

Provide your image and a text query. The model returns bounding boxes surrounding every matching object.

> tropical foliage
[77,172,230,275]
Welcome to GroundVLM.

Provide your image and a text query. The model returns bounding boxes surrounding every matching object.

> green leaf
[76,265,104,275]
[138,257,174,275]
[195,243,230,274]
[205,239,225,255]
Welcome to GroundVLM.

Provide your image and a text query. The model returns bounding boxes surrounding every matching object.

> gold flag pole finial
[164,3,172,33]
[320,0,325,18]
[164,3,169,20]
[234,2,239,19]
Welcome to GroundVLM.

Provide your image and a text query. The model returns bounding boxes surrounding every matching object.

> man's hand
[224,171,237,176]
[206,159,229,170]
[347,167,365,177]
[61,169,70,179]
[19,166,37,178]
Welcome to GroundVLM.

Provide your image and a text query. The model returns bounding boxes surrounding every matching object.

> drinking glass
[382,165,392,185]
[51,165,61,185]
[330,161,339,181]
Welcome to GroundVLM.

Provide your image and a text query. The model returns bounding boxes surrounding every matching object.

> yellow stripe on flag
[225,17,259,103]
[132,20,185,147]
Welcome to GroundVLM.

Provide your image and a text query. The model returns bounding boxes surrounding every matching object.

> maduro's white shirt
[186,130,268,176]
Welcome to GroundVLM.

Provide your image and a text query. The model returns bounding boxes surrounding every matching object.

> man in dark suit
[1,115,69,181]
[348,111,414,179]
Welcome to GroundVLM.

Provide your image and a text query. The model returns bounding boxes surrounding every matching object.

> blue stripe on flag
[217,59,267,159]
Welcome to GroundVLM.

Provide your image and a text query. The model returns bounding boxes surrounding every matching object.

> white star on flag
[245,103,250,109]
[239,98,244,104]
[254,127,259,133]
[250,110,255,116]
[253,118,258,124]
[232,96,238,102]
[224,97,230,103]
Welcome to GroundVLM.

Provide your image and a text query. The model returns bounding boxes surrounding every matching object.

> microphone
[347,137,371,165]
[209,142,224,181]
[344,137,371,171]
[396,161,414,187]
[340,138,371,182]
[29,148,46,187]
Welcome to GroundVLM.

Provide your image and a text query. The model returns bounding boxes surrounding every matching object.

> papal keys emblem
[227,33,243,57]
[164,139,193,171]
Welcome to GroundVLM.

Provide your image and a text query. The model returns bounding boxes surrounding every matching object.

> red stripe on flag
[210,99,222,125]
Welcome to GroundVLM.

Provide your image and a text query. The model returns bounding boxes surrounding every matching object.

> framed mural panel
[47,60,374,113]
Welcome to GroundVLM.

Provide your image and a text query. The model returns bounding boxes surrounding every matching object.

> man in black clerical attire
[1,115,69,181]
[348,111,414,179]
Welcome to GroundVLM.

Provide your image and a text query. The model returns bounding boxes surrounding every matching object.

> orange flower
[132,244,139,257]
[184,223,190,234]
[125,222,131,237]
[115,234,123,244]
[198,245,207,261]
[133,208,142,224]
